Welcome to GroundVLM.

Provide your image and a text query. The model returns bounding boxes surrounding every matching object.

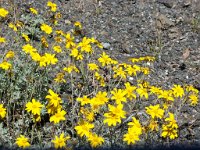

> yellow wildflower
[188,94,198,106]
[111,88,127,104]
[123,117,142,145]
[0,8,9,17]
[22,44,37,54]
[22,33,30,42]
[158,90,174,101]
[46,103,62,115]
[41,23,52,34]
[98,52,111,67]
[47,1,57,12]
[44,53,58,65]
[65,33,75,49]
[78,37,93,53]
[46,89,62,107]
[103,104,126,126]
[127,117,142,135]
[25,99,44,115]
[0,104,6,119]
[165,112,178,129]
[39,56,47,67]
[15,135,30,148]
[76,95,91,106]
[113,66,127,79]
[123,131,140,145]
[63,65,79,73]
[172,84,184,98]
[92,91,109,106]
[185,85,199,94]
[136,84,149,99]
[75,122,94,137]
[30,52,41,62]
[148,120,159,131]
[54,72,66,83]
[53,45,62,53]
[161,124,178,140]
[0,61,12,70]
[9,23,17,31]
[5,50,15,59]
[88,63,99,71]
[145,104,164,119]
[0,37,6,43]
[29,8,38,14]
[124,82,137,100]
[50,109,66,124]
[74,21,82,29]
[88,133,104,148]
[52,133,70,149]
[149,86,162,95]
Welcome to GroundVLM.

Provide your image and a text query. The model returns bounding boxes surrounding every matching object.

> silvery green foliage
[0,123,12,146]
[20,13,45,41]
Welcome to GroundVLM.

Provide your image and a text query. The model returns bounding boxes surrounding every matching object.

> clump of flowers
[0,1,199,149]
[161,113,179,139]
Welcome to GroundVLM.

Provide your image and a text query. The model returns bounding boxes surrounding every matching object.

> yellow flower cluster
[22,44,58,67]
[123,117,143,145]
[46,89,66,124]
[75,121,104,148]
[161,113,178,139]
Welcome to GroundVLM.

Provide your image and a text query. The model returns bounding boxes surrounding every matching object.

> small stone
[102,42,111,50]
[157,0,175,8]
[65,19,71,25]
[128,77,134,81]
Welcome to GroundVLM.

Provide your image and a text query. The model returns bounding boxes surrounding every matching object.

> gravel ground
[1,0,200,148]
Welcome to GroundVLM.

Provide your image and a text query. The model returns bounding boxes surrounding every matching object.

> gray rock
[157,0,175,8]
[102,42,111,50]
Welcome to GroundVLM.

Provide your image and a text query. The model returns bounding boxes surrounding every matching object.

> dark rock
[157,0,175,8]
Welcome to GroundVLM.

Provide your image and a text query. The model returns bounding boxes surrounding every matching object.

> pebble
[102,42,111,50]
